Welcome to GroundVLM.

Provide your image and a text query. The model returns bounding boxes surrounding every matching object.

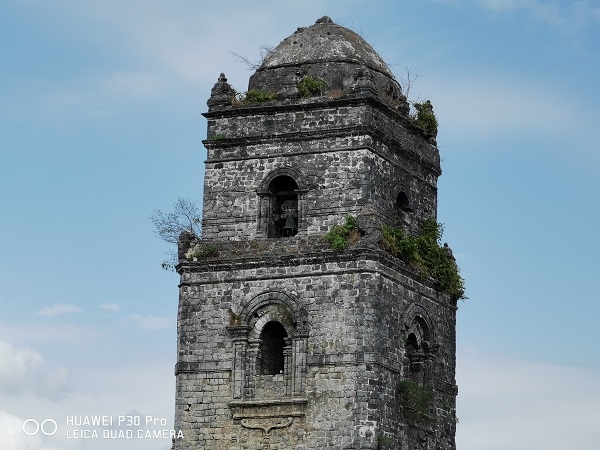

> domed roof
[245,16,408,114]
[258,16,394,79]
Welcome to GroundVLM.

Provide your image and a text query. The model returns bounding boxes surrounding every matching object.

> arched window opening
[405,333,419,353]
[405,333,425,383]
[260,321,288,375]
[395,191,412,229]
[268,176,299,238]
[396,192,410,212]
[404,317,430,385]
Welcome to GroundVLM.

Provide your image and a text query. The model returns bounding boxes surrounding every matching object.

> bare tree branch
[150,198,201,244]
[230,51,260,71]
[400,67,421,101]
[230,45,274,71]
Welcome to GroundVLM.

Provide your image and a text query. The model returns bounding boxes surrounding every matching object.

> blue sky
[1,1,599,449]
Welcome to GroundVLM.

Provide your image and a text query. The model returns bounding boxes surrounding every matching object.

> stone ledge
[174,361,232,374]
[229,398,308,419]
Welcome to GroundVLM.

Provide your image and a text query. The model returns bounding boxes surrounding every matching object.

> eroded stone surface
[172,17,457,450]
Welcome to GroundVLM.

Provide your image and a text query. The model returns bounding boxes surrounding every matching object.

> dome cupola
[248,16,408,113]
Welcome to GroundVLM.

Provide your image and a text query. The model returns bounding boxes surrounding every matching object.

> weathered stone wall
[201,98,439,241]
[173,249,456,450]
[173,18,458,450]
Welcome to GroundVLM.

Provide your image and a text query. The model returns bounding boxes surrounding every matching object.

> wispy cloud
[1,0,324,122]
[0,360,175,450]
[434,0,600,33]
[100,303,121,311]
[0,321,98,345]
[473,0,600,33]
[0,340,69,400]
[124,314,172,331]
[422,73,595,142]
[36,304,82,318]
[0,340,43,392]
[457,350,600,449]
[0,411,48,450]
[474,0,533,11]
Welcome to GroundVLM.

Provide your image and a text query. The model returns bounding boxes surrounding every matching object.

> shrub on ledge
[382,218,465,300]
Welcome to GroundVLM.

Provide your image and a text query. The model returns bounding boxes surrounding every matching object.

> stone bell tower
[173,16,459,450]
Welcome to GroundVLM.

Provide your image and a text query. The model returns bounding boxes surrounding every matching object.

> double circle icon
[22,419,58,436]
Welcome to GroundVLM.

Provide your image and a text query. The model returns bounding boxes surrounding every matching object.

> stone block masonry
[171,16,458,450]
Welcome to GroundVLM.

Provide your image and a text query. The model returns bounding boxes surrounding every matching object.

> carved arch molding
[227,291,309,401]
[402,303,437,384]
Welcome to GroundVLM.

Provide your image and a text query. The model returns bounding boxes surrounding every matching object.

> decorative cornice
[177,246,452,305]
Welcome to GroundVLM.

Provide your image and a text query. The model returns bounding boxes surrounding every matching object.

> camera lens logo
[22,419,58,436]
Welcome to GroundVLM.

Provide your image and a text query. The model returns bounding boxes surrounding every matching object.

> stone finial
[315,16,333,24]
[352,67,376,97]
[207,72,235,108]
[177,230,197,261]
[356,205,383,248]
[443,242,456,262]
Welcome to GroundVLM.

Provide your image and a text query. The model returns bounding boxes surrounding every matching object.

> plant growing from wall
[398,380,434,422]
[412,100,438,137]
[377,434,394,450]
[188,244,218,260]
[238,89,277,103]
[323,215,358,250]
[297,75,327,97]
[381,219,465,300]
[228,308,241,326]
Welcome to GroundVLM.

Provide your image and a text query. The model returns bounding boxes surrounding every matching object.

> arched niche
[256,168,308,238]
[227,291,309,400]
[402,304,435,385]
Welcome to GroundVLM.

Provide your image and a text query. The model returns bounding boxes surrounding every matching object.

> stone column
[292,323,309,396]
[226,326,250,400]
[255,191,271,238]
[296,189,308,236]
[246,339,261,398]
[284,337,293,396]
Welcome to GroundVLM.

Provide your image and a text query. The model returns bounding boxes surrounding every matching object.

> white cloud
[0,361,175,450]
[0,411,58,450]
[2,0,330,122]
[36,304,82,318]
[531,1,600,33]
[34,368,70,401]
[33,0,284,87]
[475,0,532,11]
[0,341,43,392]
[0,322,98,346]
[457,350,600,450]
[473,0,600,33]
[422,73,594,141]
[124,314,172,331]
[0,340,69,400]
[100,303,120,312]
[32,71,171,121]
